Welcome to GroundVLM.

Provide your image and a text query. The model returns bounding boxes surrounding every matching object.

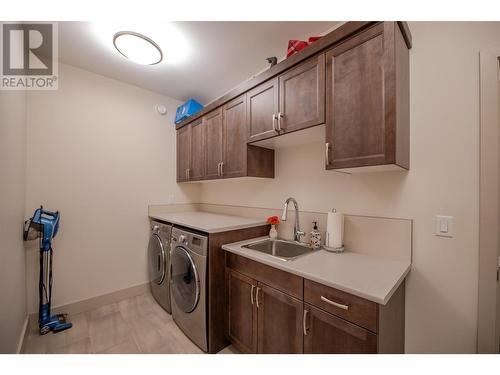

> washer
[170,227,208,352]
[148,220,172,313]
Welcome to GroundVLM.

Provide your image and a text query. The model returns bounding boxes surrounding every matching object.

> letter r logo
[2,23,53,75]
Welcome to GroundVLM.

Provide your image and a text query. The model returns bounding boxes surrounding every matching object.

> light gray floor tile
[88,311,132,353]
[86,303,119,321]
[22,292,231,355]
[49,338,92,354]
[98,338,141,354]
[217,345,241,354]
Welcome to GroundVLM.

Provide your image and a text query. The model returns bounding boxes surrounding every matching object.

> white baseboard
[16,315,29,354]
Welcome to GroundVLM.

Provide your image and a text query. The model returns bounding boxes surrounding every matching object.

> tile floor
[22,292,240,354]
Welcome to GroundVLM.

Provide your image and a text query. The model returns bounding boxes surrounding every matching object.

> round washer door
[148,233,165,285]
[171,245,200,313]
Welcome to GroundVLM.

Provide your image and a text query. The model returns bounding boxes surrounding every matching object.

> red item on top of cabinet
[286,36,323,58]
[287,40,309,58]
[308,36,322,43]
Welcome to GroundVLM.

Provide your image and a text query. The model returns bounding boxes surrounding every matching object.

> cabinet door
[190,120,206,180]
[304,304,377,354]
[226,269,258,353]
[257,283,303,354]
[176,125,191,182]
[247,78,279,143]
[325,23,387,170]
[278,54,325,133]
[222,95,247,178]
[204,109,223,179]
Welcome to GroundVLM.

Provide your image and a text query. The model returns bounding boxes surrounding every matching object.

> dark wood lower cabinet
[224,252,406,354]
[304,304,377,354]
[257,283,303,354]
[226,269,257,353]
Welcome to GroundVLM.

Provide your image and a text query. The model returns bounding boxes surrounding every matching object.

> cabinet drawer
[304,279,378,332]
[226,253,303,299]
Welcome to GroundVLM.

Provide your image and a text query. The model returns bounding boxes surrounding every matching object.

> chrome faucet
[281,197,305,242]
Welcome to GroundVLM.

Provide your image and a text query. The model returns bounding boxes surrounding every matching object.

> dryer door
[171,245,200,313]
[148,233,165,285]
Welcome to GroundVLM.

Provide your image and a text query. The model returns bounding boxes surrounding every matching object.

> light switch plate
[436,215,454,237]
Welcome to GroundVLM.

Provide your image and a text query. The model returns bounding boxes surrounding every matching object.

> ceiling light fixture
[113,31,163,65]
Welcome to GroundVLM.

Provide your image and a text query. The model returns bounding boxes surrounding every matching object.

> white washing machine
[170,227,208,352]
[148,220,172,313]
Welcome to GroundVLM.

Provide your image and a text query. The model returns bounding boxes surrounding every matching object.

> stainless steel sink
[242,239,315,261]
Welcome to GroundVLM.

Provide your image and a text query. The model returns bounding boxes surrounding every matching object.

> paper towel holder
[323,231,345,253]
[323,208,345,253]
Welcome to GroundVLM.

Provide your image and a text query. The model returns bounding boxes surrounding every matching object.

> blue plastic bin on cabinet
[175,99,204,124]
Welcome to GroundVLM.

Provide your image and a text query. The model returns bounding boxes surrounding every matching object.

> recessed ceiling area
[57,21,339,103]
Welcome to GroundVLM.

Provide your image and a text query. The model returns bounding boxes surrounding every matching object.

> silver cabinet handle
[303,309,309,336]
[256,287,261,308]
[272,113,278,132]
[320,296,349,310]
[220,162,224,177]
[277,112,284,132]
[325,143,330,165]
[250,285,255,305]
[217,162,221,176]
[185,169,189,179]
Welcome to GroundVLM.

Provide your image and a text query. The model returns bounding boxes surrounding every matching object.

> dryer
[148,220,172,313]
[170,227,208,352]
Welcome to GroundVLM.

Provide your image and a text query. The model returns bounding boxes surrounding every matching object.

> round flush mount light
[113,31,163,65]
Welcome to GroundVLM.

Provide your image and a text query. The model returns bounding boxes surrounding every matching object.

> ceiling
[57,21,339,104]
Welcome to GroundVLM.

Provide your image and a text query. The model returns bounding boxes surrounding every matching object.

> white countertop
[222,237,411,305]
[149,212,267,233]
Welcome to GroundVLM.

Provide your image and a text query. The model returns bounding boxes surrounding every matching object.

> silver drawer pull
[277,112,284,132]
[303,309,309,336]
[220,161,224,176]
[325,143,330,165]
[321,296,349,310]
[272,113,278,132]
[256,287,261,308]
[250,285,255,305]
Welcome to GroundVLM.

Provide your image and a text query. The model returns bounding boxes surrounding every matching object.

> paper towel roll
[326,209,343,248]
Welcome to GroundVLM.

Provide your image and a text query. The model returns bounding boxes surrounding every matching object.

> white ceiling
[57,21,339,104]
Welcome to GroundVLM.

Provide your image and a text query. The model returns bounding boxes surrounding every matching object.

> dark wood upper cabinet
[177,22,410,177]
[190,119,206,180]
[246,78,279,143]
[257,283,303,354]
[304,304,378,354]
[222,95,247,178]
[176,124,191,182]
[278,53,325,134]
[226,269,258,354]
[204,108,223,180]
[325,22,409,171]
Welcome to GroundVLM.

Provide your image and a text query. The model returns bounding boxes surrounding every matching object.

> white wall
[0,90,27,353]
[198,22,500,353]
[25,63,200,312]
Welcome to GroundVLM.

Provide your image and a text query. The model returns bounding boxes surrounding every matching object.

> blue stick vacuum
[24,206,72,335]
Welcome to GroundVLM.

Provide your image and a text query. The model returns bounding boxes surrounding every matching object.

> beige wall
[0,90,27,353]
[25,63,200,313]
[198,22,500,353]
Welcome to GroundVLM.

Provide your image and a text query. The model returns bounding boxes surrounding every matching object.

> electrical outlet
[436,215,454,238]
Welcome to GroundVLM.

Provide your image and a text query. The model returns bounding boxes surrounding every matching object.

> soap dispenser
[310,221,321,249]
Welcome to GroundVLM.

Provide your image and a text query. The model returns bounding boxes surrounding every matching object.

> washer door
[171,246,200,313]
[148,233,165,285]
